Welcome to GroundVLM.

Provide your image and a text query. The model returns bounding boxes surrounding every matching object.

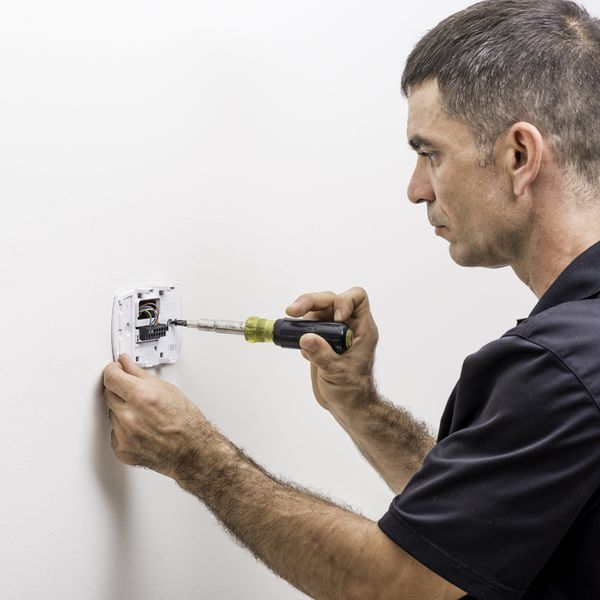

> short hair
[402,0,600,185]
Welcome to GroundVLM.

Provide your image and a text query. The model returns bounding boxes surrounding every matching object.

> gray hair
[402,0,600,186]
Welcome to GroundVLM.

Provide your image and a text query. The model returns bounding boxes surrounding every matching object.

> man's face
[406,80,522,268]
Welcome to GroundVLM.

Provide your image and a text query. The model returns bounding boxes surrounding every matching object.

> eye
[418,151,434,161]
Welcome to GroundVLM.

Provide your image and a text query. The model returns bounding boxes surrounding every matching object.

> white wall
[0,1,534,598]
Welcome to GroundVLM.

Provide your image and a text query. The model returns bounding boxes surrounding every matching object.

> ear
[501,122,544,197]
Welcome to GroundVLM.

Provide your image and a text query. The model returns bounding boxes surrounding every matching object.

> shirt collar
[527,239,600,319]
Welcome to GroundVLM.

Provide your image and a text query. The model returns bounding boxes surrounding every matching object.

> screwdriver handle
[273,319,353,354]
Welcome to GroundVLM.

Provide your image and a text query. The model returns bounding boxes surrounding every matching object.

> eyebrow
[408,135,435,151]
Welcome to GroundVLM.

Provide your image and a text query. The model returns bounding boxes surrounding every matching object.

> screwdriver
[168,317,353,354]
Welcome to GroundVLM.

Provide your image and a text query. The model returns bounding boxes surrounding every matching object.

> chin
[449,244,509,269]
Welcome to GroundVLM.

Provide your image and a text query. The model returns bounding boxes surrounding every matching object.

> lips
[427,214,445,227]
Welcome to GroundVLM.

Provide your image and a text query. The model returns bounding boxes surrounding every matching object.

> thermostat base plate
[111,284,182,368]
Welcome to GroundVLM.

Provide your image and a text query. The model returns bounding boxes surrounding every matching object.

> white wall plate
[111,284,182,368]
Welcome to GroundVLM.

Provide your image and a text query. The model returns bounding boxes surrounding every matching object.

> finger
[108,403,133,453]
[286,291,336,318]
[103,361,142,400]
[118,354,154,380]
[331,286,371,323]
[298,333,339,370]
[105,388,126,414]
[110,417,141,467]
[110,427,132,464]
[109,408,126,438]
[304,309,335,321]
[286,288,371,322]
[111,428,119,451]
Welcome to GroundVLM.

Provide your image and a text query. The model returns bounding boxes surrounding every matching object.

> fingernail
[303,338,319,352]
[334,309,342,321]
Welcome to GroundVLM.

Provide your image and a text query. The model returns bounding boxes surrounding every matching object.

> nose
[407,162,435,205]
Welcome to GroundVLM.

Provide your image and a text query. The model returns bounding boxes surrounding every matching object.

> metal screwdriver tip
[169,319,187,326]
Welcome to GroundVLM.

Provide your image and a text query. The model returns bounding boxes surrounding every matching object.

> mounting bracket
[111,284,182,368]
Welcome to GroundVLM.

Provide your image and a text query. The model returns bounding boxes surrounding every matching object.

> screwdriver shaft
[175,318,246,335]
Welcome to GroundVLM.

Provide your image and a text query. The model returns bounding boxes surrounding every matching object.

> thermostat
[111,285,182,367]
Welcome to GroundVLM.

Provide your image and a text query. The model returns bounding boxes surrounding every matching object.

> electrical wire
[138,302,160,325]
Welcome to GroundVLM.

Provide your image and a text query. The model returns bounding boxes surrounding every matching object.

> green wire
[139,302,159,325]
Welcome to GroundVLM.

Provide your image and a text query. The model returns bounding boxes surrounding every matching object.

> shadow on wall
[94,374,133,600]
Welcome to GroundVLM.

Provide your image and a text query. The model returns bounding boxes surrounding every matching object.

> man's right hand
[286,287,379,415]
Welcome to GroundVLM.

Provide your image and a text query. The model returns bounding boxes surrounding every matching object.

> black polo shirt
[379,240,600,599]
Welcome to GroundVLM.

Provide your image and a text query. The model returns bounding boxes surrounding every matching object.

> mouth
[428,214,447,235]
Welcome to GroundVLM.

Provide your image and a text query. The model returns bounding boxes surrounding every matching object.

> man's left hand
[103,354,206,478]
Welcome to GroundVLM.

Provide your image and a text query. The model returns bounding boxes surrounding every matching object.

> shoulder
[449,299,600,431]
[502,298,600,405]
[506,296,600,345]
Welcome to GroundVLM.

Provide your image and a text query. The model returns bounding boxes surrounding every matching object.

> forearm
[104,352,465,600]
[330,381,435,494]
[286,288,434,493]
[174,421,395,600]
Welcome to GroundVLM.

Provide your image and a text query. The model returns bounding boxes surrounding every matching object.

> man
[103,0,600,598]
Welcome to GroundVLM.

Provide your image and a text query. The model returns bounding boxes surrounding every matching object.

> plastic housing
[111,285,182,367]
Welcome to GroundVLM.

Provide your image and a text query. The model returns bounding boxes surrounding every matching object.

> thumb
[118,353,153,379]
[299,334,338,369]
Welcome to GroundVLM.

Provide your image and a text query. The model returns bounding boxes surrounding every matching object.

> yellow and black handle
[244,317,353,354]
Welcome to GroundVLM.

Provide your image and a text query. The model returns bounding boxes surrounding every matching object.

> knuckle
[351,285,368,300]
[128,391,142,405]
[120,410,138,433]
[316,353,337,371]
[312,356,331,370]
[294,292,310,303]
[145,390,160,407]
[321,362,346,382]
[129,385,147,404]
[330,358,346,375]
[105,389,118,404]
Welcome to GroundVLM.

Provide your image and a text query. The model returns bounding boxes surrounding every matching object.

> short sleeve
[378,335,600,600]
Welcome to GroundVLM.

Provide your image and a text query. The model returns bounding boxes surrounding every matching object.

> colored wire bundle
[138,302,159,324]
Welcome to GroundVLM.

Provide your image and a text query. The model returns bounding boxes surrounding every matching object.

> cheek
[433,171,462,215]
[450,180,483,220]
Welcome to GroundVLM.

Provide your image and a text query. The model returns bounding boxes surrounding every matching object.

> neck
[511,201,600,299]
